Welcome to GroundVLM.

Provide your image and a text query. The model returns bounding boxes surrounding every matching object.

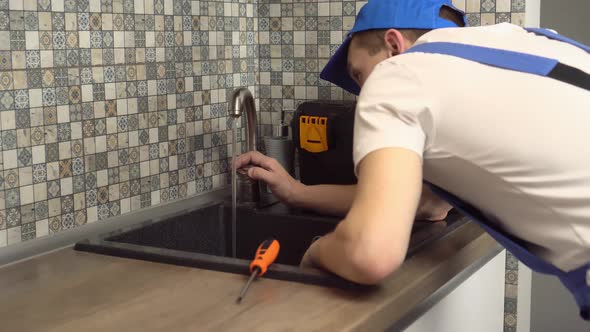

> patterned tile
[34,201,48,221]
[32,164,46,184]
[61,195,74,213]
[20,220,35,241]
[0,209,6,231]
[72,157,84,176]
[101,0,112,13]
[73,174,85,193]
[30,127,44,146]
[480,0,496,12]
[15,110,30,129]
[5,188,20,209]
[74,209,86,226]
[511,0,525,12]
[0,51,11,70]
[0,71,13,90]
[45,143,59,162]
[10,31,26,50]
[466,13,482,27]
[2,130,17,150]
[52,12,65,31]
[6,207,21,227]
[496,12,511,24]
[504,313,517,332]
[14,89,29,109]
[57,123,71,142]
[93,154,106,173]
[48,216,61,234]
[4,169,18,188]
[47,180,60,199]
[58,211,72,229]
[21,204,35,225]
[42,88,56,107]
[59,159,72,178]
[0,11,10,30]
[85,173,96,190]
[97,186,109,204]
[17,148,32,167]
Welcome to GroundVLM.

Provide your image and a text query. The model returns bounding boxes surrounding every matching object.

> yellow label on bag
[299,116,328,153]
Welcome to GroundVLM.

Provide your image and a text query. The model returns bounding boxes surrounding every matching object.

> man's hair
[354,6,466,56]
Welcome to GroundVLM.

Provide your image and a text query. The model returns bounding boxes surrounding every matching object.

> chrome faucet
[229,87,260,205]
[229,87,257,152]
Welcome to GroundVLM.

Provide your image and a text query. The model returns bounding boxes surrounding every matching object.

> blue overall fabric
[426,183,590,320]
[405,28,590,319]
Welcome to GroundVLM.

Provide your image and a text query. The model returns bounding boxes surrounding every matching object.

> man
[235,0,590,317]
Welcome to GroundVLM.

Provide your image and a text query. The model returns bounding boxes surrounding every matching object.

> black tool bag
[291,100,357,185]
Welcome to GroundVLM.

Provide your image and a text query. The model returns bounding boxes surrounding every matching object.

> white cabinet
[404,251,506,332]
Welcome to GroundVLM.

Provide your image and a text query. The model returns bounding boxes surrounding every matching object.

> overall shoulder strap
[405,42,558,76]
[525,27,590,54]
[405,41,590,91]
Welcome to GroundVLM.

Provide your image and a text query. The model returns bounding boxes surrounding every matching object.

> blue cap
[320,0,466,95]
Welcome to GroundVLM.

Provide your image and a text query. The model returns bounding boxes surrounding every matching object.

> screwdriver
[236,238,280,303]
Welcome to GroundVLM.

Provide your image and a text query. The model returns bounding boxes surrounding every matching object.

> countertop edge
[349,221,502,332]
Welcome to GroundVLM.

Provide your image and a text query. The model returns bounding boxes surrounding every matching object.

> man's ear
[383,29,408,56]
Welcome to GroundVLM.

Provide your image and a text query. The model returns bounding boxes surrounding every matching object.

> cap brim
[319,36,361,96]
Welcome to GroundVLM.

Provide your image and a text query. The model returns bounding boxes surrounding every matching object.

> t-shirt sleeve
[353,61,434,174]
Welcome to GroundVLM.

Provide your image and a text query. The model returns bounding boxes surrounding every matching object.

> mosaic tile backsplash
[0,0,258,246]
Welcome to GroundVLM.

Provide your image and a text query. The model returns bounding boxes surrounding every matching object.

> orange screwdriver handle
[249,238,280,276]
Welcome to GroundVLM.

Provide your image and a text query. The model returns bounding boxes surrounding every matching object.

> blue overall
[404,28,590,320]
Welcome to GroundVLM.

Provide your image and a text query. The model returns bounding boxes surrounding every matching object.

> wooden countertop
[0,221,500,332]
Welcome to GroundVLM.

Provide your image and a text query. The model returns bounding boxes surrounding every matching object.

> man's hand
[233,151,357,216]
[299,244,316,270]
[416,185,453,221]
[299,236,322,270]
[233,151,304,206]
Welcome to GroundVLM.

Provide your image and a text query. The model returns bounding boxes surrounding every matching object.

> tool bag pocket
[291,100,357,185]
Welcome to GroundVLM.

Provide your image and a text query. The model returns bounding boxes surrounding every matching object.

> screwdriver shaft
[236,268,259,303]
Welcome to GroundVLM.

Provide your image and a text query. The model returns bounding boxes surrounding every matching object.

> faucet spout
[229,87,257,152]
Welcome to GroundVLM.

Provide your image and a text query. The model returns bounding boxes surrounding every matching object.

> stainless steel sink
[75,200,467,289]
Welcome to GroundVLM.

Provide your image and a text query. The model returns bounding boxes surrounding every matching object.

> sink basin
[75,201,467,289]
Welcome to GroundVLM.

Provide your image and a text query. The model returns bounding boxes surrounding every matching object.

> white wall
[531,273,590,331]
[525,0,541,27]
[540,0,590,44]
[404,251,505,332]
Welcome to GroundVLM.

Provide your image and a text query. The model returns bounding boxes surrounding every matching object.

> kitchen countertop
[0,211,501,331]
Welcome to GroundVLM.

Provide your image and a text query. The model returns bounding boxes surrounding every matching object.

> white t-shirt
[354,23,590,272]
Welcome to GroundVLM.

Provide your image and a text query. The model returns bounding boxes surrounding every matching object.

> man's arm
[235,151,449,219]
[291,184,356,217]
[301,147,422,284]
[293,179,450,219]
[234,151,355,216]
